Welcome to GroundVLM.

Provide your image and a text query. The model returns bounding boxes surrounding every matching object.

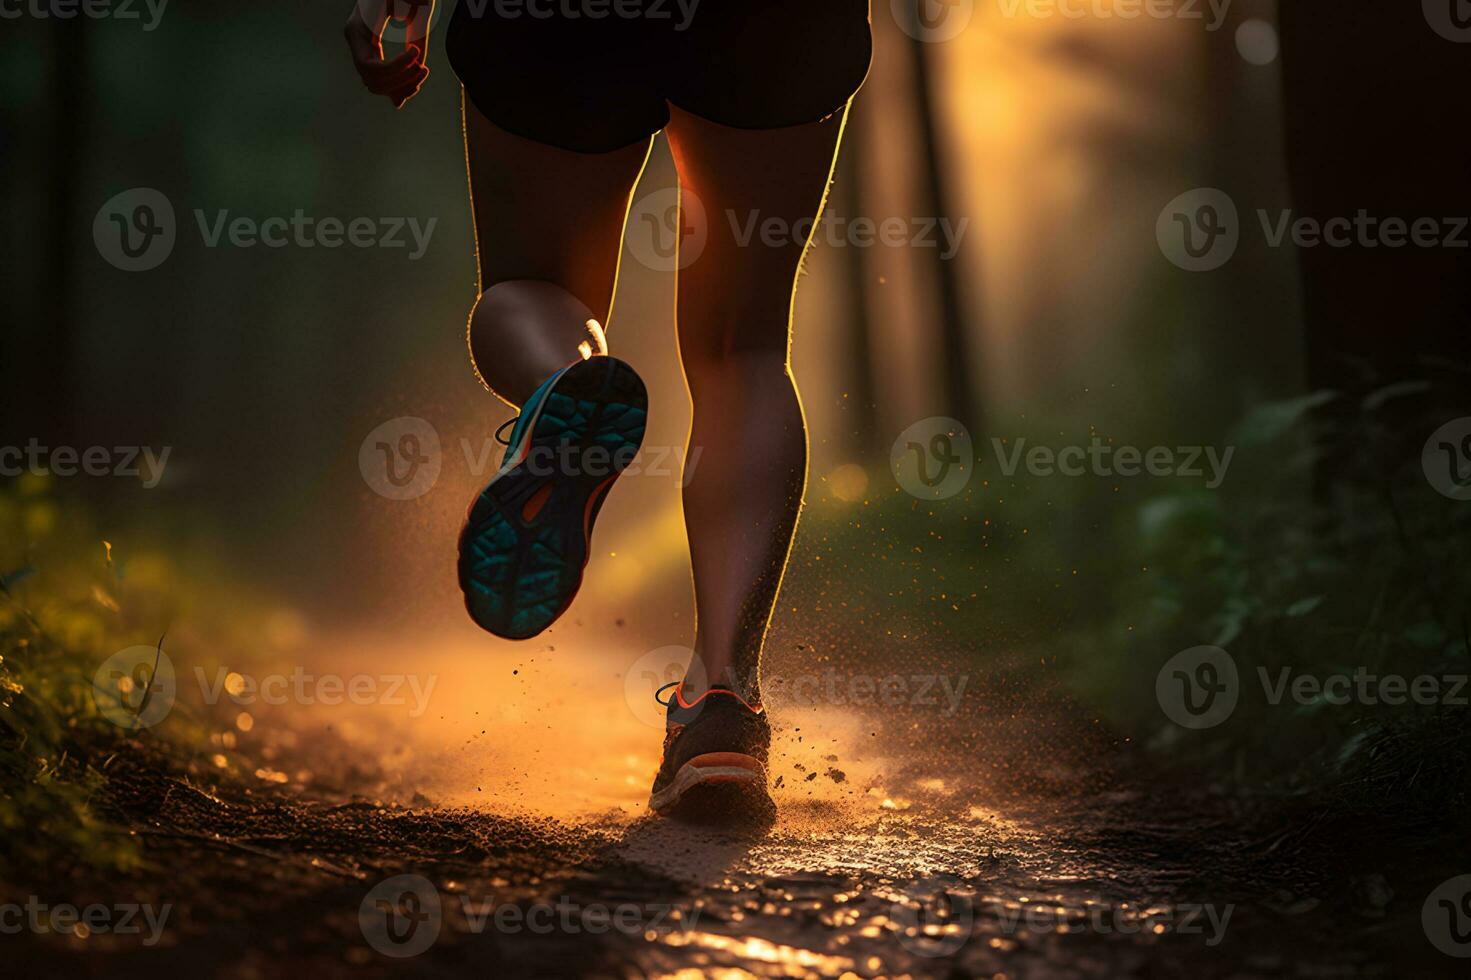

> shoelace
[656,681,763,714]
[493,417,517,446]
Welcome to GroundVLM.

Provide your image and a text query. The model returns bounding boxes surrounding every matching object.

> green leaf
[1229,391,1340,447]
[1362,380,1431,413]
[1286,596,1324,617]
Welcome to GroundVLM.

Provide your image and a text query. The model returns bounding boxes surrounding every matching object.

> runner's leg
[462,93,653,407]
[664,105,849,699]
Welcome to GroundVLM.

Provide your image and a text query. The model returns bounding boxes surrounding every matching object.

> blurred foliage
[0,476,294,876]
[812,381,1470,816]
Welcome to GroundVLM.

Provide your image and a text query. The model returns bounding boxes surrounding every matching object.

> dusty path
[11,627,1448,977]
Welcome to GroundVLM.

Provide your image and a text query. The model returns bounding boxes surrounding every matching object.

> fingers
[346,1,434,106]
[387,64,430,108]
[364,48,425,93]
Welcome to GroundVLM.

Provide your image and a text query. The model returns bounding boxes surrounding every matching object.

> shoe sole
[649,752,772,821]
[458,356,647,640]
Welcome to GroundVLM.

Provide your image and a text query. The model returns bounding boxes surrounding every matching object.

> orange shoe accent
[521,484,553,523]
[582,475,618,538]
[686,752,764,774]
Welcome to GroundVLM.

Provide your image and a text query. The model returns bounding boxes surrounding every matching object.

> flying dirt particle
[804,772,817,782]
[616,618,625,627]
[773,776,784,789]
[513,670,518,675]
[826,769,846,783]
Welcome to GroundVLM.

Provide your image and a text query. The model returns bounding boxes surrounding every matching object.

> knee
[677,299,792,369]
[467,280,607,405]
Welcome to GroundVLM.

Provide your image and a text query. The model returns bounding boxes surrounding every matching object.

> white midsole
[649,763,759,812]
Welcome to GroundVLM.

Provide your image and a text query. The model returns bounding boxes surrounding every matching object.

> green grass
[806,386,1471,814]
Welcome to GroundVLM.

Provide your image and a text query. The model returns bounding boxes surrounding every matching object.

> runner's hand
[345,0,435,109]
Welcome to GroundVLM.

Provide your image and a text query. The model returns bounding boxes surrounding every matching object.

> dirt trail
[8,630,1448,976]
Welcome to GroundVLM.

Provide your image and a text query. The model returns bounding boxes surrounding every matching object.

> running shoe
[649,681,773,821]
[458,355,647,639]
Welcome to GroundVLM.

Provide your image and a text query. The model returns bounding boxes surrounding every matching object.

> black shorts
[445,0,873,153]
